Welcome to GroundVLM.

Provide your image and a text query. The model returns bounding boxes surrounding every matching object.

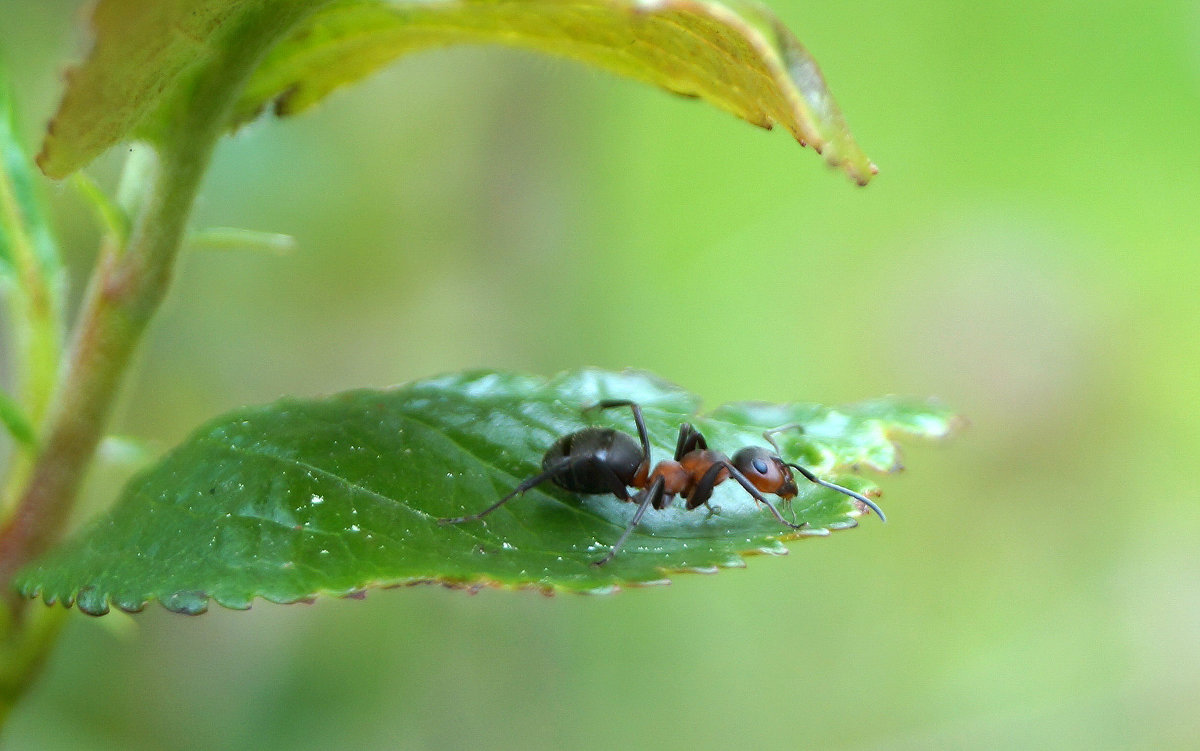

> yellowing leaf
[39,0,875,184]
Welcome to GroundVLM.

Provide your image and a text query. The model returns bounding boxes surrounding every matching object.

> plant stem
[0,120,218,730]
[0,136,211,722]
[0,131,214,583]
[0,7,322,723]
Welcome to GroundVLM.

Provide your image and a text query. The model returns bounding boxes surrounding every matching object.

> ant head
[731,447,798,498]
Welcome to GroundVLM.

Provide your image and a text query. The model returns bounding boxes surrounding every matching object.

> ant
[439,401,884,566]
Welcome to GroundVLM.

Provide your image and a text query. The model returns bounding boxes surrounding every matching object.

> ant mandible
[439,400,883,566]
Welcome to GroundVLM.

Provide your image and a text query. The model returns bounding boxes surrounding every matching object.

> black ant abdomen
[540,428,644,499]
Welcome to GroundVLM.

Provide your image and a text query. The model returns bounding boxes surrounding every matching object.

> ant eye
[752,457,769,475]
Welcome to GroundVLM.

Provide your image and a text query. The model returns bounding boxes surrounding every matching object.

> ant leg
[685,461,728,511]
[762,425,881,522]
[593,476,664,566]
[673,423,708,461]
[586,399,638,410]
[785,463,887,523]
[594,461,634,502]
[439,459,573,524]
[587,400,652,482]
[771,492,798,524]
[584,400,652,478]
[717,461,806,530]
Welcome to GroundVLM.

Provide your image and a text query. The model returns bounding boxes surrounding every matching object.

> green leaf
[234,0,876,183]
[0,390,35,447]
[15,369,956,614]
[36,0,324,179]
[38,0,875,184]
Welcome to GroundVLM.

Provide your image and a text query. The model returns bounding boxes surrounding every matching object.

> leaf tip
[34,130,54,178]
[856,161,880,186]
[35,57,82,179]
[943,412,970,438]
[75,585,111,616]
[162,591,211,615]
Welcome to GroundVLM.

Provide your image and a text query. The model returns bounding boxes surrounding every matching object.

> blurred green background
[3,0,1199,748]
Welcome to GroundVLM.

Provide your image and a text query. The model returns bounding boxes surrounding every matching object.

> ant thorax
[649,449,731,502]
[647,460,690,498]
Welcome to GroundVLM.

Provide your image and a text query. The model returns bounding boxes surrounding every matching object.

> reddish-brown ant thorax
[679,450,729,487]
[647,461,690,498]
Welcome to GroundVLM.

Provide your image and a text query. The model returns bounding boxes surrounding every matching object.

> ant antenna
[763,424,885,522]
[762,423,805,455]
[784,462,887,523]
